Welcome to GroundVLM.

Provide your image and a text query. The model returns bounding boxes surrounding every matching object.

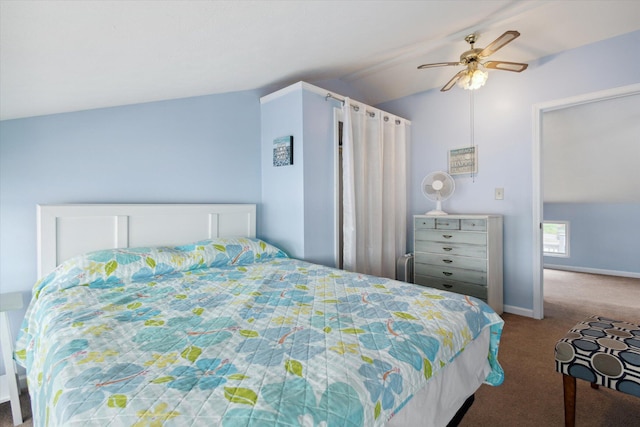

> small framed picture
[449,145,478,175]
[273,136,293,167]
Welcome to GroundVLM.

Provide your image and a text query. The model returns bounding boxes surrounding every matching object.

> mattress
[15,237,503,426]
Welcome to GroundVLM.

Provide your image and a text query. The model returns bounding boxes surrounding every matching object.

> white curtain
[342,97,408,279]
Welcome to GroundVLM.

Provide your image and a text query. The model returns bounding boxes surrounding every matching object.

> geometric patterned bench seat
[555,315,640,426]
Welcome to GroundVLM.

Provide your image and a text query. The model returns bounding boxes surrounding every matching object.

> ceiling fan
[418,30,528,92]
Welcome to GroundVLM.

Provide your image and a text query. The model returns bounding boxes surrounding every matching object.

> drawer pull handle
[442,235,453,239]
[443,284,453,289]
[443,247,453,252]
[442,272,453,276]
[442,259,453,264]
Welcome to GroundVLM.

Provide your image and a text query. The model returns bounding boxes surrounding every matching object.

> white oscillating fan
[421,171,455,215]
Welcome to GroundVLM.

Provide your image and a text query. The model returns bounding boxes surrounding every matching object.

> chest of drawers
[413,214,503,314]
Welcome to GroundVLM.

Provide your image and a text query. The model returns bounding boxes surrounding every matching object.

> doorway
[532,83,640,319]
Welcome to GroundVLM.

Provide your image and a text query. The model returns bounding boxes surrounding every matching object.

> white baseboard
[544,264,640,279]
[503,304,535,318]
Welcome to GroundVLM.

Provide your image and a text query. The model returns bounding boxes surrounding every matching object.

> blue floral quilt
[15,237,503,426]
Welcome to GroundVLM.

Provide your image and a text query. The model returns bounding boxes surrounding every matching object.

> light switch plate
[495,188,504,200]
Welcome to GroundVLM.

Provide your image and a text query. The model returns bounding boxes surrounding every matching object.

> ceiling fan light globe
[458,68,488,90]
[471,69,488,87]
[457,72,471,88]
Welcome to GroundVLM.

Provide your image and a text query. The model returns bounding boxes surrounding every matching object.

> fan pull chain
[470,90,476,182]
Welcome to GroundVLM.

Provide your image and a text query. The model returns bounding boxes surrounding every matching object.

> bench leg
[562,374,576,427]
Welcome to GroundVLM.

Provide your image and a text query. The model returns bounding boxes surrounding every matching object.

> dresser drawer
[415,253,487,272]
[414,263,487,285]
[461,219,486,231]
[435,218,460,230]
[414,217,465,230]
[415,241,487,258]
[415,229,486,245]
[414,275,488,300]
[414,217,436,230]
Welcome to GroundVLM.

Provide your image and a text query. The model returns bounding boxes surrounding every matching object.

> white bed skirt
[388,328,491,427]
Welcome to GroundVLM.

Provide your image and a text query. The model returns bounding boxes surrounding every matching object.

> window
[543,221,569,257]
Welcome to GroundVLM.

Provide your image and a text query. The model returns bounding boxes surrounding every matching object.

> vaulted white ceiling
[2,1,640,120]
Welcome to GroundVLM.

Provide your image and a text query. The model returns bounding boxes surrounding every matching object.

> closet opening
[335,116,344,269]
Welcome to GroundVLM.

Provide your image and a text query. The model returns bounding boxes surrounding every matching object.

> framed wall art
[273,135,293,167]
[448,145,478,175]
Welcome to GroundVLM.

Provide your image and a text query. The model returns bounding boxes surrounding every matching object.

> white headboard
[37,204,256,279]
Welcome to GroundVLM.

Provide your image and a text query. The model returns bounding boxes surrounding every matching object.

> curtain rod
[325,93,402,125]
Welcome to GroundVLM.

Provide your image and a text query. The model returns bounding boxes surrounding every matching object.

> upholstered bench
[555,315,640,427]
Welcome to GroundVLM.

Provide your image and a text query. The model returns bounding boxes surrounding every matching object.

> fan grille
[422,172,455,201]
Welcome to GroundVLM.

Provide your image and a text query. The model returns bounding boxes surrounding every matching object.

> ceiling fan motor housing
[461,49,483,65]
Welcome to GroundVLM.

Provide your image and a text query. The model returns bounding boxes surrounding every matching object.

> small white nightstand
[1,292,24,425]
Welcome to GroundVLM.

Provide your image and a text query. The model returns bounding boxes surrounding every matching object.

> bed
[15,204,504,426]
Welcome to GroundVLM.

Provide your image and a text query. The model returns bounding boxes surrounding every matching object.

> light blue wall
[544,203,640,274]
[0,91,263,363]
[301,90,339,266]
[377,30,640,313]
[260,84,338,266]
[260,89,306,256]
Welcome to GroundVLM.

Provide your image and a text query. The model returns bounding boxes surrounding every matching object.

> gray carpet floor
[2,269,639,426]
[461,269,640,427]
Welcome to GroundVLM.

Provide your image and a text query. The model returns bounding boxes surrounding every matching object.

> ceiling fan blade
[418,62,461,70]
[484,60,528,72]
[479,30,520,58]
[441,70,467,92]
